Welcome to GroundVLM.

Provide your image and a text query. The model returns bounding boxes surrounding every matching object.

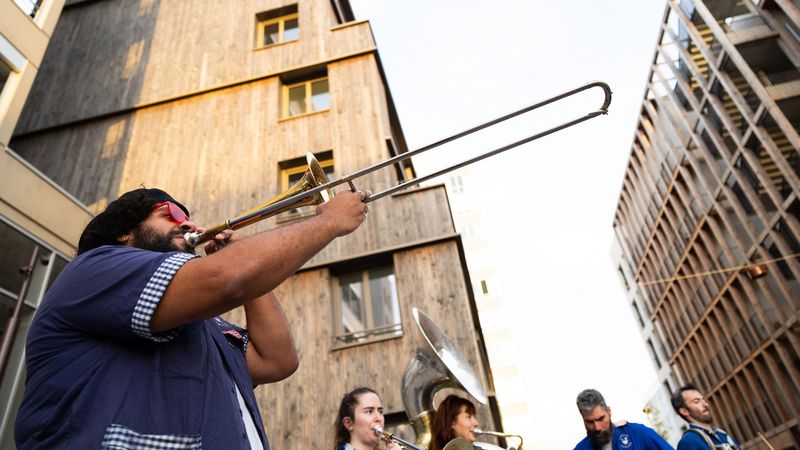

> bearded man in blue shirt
[671,384,741,450]
[15,187,370,450]
[573,389,673,450]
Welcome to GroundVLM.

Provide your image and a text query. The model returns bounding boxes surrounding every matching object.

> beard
[588,426,613,448]
[690,409,713,425]
[132,224,195,254]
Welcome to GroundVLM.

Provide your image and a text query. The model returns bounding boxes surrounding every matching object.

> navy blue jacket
[15,246,268,450]
[677,424,740,450]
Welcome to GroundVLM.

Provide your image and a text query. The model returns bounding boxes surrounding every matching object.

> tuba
[401,308,488,448]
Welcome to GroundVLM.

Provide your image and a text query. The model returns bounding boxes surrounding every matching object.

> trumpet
[474,429,524,450]
[373,426,425,450]
[184,81,612,246]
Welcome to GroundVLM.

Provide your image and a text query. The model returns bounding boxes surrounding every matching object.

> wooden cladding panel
[17,0,375,134]
[11,54,454,262]
[9,1,492,447]
[222,240,494,450]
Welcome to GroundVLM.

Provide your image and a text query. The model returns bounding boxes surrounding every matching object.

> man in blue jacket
[671,384,741,450]
[573,389,674,450]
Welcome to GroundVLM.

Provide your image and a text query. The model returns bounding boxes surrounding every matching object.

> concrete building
[445,167,532,448]
[613,1,800,449]
[6,0,500,449]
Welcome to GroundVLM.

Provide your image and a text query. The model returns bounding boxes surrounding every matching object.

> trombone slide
[184,81,612,247]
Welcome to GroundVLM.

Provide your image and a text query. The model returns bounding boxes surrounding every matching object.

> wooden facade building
[8,0,500,448]
[613,0,800,448]
[0,0,95,447]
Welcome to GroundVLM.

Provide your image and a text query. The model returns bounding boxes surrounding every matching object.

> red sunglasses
[152,201,191,224]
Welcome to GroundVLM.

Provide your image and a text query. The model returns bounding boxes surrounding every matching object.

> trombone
[475,429,524,450]
[185,81,612,246]
[373,426,425,450]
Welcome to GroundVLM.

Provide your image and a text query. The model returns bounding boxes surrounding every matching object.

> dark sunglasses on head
[152,201,190,224]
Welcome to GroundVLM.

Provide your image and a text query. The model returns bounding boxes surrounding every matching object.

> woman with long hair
[334,387,399,450]
[429,395,480,450]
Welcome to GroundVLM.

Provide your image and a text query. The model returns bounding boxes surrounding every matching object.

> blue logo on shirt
[619,434,632,448]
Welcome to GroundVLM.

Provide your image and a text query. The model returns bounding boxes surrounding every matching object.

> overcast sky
[347,1,670,449]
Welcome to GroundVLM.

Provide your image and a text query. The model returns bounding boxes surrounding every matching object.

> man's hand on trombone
[317,188,372,237]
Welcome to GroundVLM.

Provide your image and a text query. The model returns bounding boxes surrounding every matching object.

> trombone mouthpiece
[183,232,200,247]
[372,426,384,436]
[474,428,499,437]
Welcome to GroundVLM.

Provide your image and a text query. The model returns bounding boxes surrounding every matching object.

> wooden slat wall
[12,54,455,262]
[10,1,498,448]
[224,240,495,450]
[17,0,375,133]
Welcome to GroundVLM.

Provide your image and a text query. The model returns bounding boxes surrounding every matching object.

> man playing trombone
[15,187,370,450]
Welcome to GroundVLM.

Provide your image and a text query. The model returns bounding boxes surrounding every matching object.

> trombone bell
[184,153,332,246]
[239,153,332,223]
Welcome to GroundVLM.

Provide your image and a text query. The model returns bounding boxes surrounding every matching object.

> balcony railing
[334,322,403,347]
[724,13,775,44]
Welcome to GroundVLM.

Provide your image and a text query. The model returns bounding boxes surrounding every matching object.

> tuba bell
[401,308,488,449]
[442,438,511,450]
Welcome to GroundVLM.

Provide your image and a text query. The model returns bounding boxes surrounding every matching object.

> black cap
[141,188,189,216]
[77,188,190,255]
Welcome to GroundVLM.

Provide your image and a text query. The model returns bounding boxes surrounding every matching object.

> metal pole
[0,246,40,383]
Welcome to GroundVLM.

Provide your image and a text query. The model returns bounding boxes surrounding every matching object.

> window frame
[0,59,12,98]
[276,152,334,223]
[256,11,299,48]
[0,216,70,450]
[280,155,334,191]
[281,76,330,119]
[0,33,25,101]
[331,262,403,350]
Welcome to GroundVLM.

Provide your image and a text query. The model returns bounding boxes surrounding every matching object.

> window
[385,139,414,183]
[282,76,330,118]
[277,151,334,221]
[449,175,464,194]
[617,265,630,290]
[647,338,662,369]
[0,59,10,96]
[256,5,299,48]
[1,28,27,98]
[12,0,43,17]
[332,259,402,347]
[632,301,645,328]
[0,219,69,449]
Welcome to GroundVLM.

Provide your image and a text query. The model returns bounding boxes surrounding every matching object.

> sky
[348,1,669,449]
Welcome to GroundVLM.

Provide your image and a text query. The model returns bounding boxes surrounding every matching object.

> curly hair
[430,395,476,450]
[333,387,380,450]
[77,188,189,255]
